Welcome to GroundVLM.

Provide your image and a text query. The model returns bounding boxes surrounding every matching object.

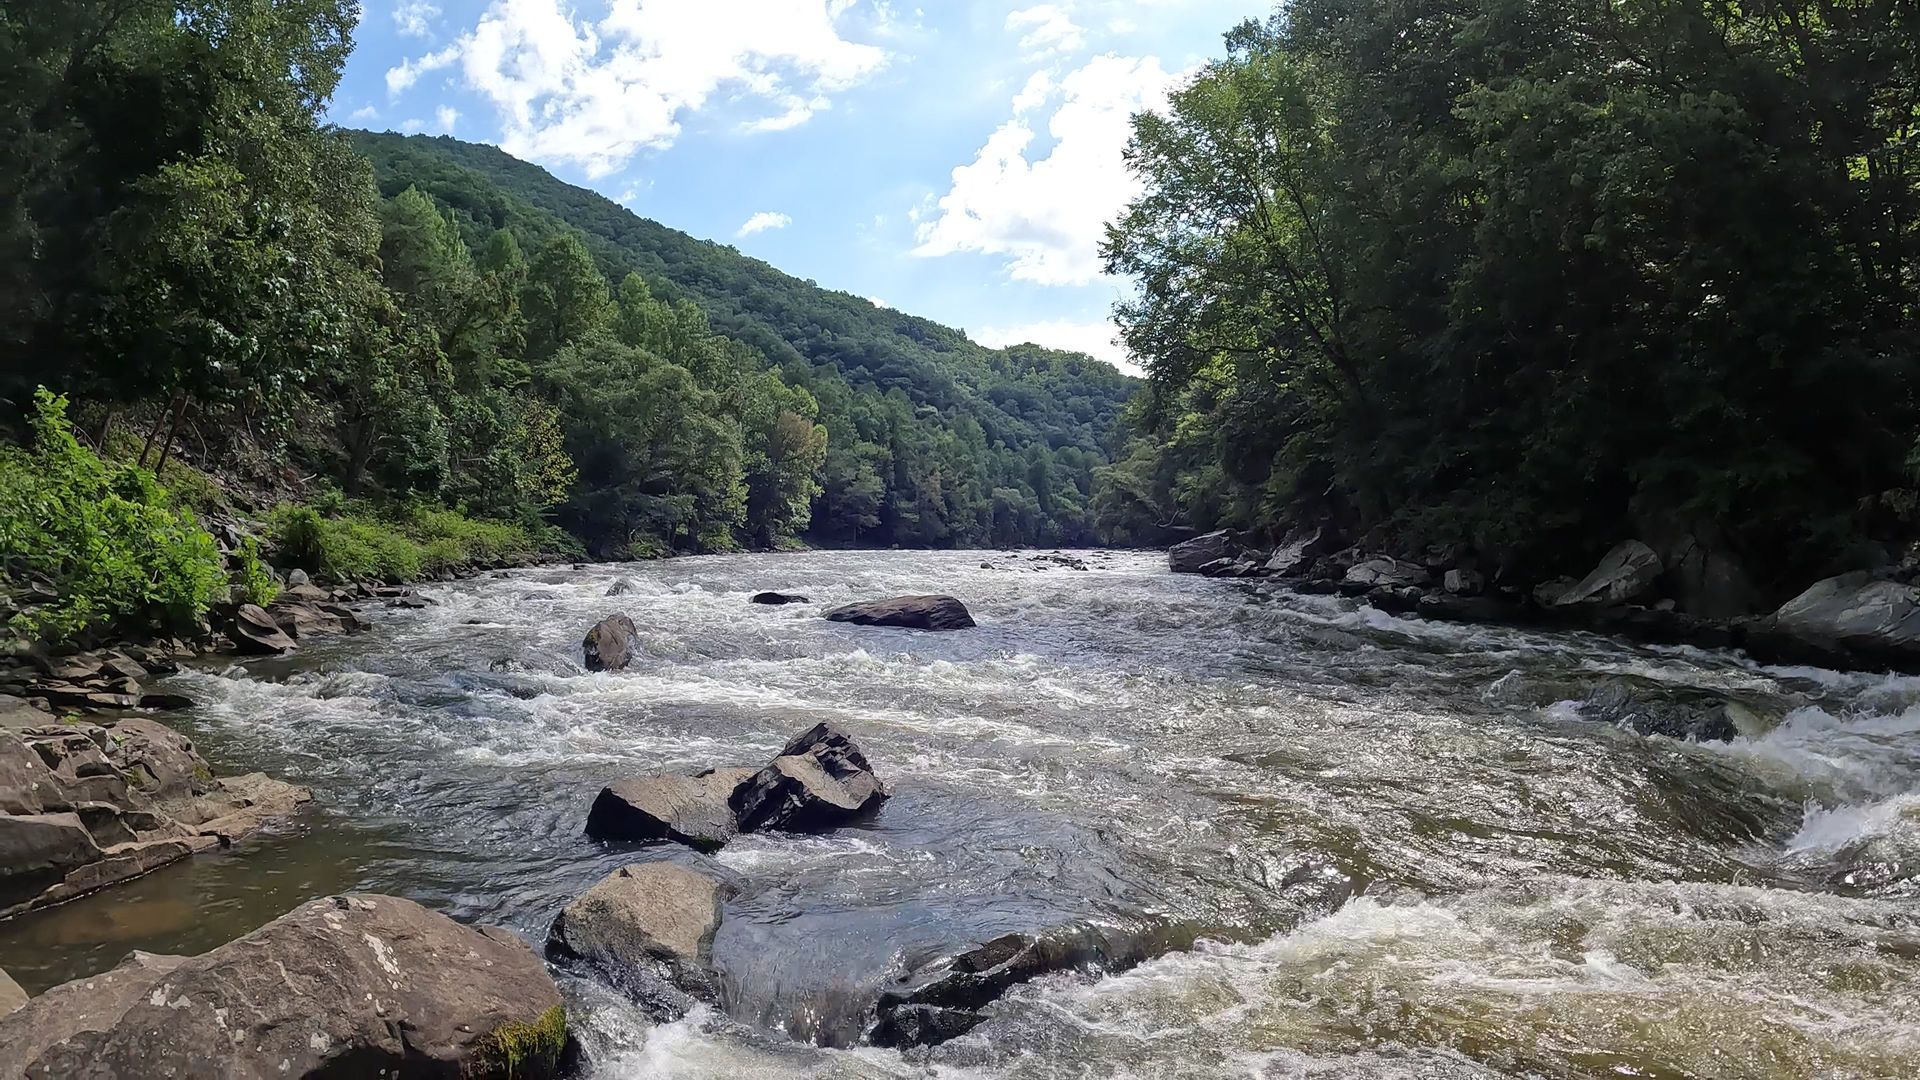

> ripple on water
[0,550,1915,1077]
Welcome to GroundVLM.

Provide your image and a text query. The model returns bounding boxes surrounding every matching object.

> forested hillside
[1102,2,1920,608]
[0,0,1131,647]
[350,132,1136,551]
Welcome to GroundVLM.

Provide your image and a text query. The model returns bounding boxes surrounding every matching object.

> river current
[2,550,1917,1077]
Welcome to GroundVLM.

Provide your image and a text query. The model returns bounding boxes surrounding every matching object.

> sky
[330,1,1268,376]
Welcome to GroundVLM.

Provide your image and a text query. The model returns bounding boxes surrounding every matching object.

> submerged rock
[824,595,975,631]
[547,862,729,995]
[607,578,636,597]
[1168,529,1240,574]
[585,768,757,852]
[1580,677,1747,742]
[2,894,567,1080]
[730,722,889,833]
[751,591,811,605]
[583,613,641,672]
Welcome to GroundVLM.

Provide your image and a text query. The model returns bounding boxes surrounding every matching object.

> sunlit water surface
[2,550,1917,1078]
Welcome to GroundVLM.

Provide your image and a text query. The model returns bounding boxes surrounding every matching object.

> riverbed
[2,550,1916,1077]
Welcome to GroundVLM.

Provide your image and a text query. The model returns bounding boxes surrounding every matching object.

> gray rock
[1443,568,1485,596]
[584,768,756,852]
[285,568,311,588]
[1771,572,1920,655]
[730,722,889,833]
[0,951,184,1080]
[0,967,22,1019]
[1554,540,1664,607]
[824,595,975,631]
[6,895,567,1080]
[231,603,296,654]
[1263,525,1339,576]
[1532,576,1579,607]
[547,862,728,984]
[606,578,636,597]
[583,613,641,672]
[1168,530,1240,574]
[1344,556,1433,590]
[1580,678,1747,742]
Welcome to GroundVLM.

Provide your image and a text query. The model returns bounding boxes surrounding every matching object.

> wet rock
[1363,585,1425,613]
[607,578,636,597]
[1168,529,1241,574]
[585,768,756,853]
[1580,677,1746,742]
[137,691,194,711]
[751,591,811,605]
[1417,592,1515,624]
[1532,576,1579,607]
[1443,568,1485,596]
[583,613,642,672]
[730,722,888,833]
[1553,540,1664,607]
[267,596,361,640]
[231,603,296,654]
[867,927,1153,1049]
[4,895,567,1080]
[824,595,975,631]
[547,862,728,990]
[1264,524,1339,577]
[0,967,22,1018]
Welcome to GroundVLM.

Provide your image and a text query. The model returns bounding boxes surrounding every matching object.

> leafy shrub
[0,389,223,641]
[233,536,280,607]
[267,502,544,583]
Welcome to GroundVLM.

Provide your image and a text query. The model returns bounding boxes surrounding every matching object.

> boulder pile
[586,722,888,853]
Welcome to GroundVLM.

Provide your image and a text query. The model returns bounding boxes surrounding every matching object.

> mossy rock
[470,1004,568,1078]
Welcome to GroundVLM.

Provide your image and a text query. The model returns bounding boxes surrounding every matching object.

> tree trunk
[154,394,190,474]
[342,417,377,497]
[138,391,182,469]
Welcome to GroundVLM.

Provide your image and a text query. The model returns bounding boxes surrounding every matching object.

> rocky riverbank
[1170,527,1920,675]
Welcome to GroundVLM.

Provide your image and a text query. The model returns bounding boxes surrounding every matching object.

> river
[2,550,1917,1077]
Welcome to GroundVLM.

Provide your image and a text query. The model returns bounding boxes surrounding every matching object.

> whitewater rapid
[2,550,1915,1077]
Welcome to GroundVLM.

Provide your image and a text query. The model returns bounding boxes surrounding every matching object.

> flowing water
[2,550,1918,1078]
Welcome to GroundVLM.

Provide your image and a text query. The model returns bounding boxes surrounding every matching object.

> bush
[267,502,545,583]
[234,536,279,607]
[0,389,223,641]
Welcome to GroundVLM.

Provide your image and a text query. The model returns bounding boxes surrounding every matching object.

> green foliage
[474,1005,567,1079]
[1104,4,1920,589]
[233,537,279,608]
[267,502,544,583]
[0,391,222,642]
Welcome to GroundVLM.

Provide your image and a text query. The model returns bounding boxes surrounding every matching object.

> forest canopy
[1102,0,1920,599]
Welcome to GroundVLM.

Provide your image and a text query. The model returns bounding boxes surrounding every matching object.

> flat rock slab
[585,768,756,852]
[548,862,729,977]
[824,595,975,631]
[0,951,184,1080]
[4,894,567,1080]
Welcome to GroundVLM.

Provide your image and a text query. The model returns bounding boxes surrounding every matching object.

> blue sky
[330,1,1267,375]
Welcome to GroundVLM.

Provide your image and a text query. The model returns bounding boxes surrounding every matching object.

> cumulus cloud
[393,0,441,38]
[348,104,379,122]
[913,53,1180,286]
[1006,4,1084,57]
[737,211,793,237]
[974,318,1136,374]
[435,105,460,131]
[386,0,888,177]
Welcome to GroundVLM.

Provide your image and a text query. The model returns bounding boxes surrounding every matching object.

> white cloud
[867,296,891,308]
[435,105,460,131]
[975,318,1136,374]
[737,210,792,237]
[389,0,888,178]
[394,0,441,38]
[913,53,1181,286]
[386,43,459,94]
[399,116,428,133]
[1006,4,1084,57]
[349,104,379,122]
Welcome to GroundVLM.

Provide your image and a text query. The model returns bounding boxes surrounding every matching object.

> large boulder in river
[583,613,641,671]
[1763,571,1920,664]
[824,595,975,631]
[1580,677,1747,742]
[1552,540,1664,607]
[751,591,810,605]
[1343,556,1433,591]
[0,951,183,1080]
[231,602,296,654]
[730,722,889,833]
[585,767,756,852]
[1168,529,1240,574]
[547,862,728,991]
[1,894,568,1080]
